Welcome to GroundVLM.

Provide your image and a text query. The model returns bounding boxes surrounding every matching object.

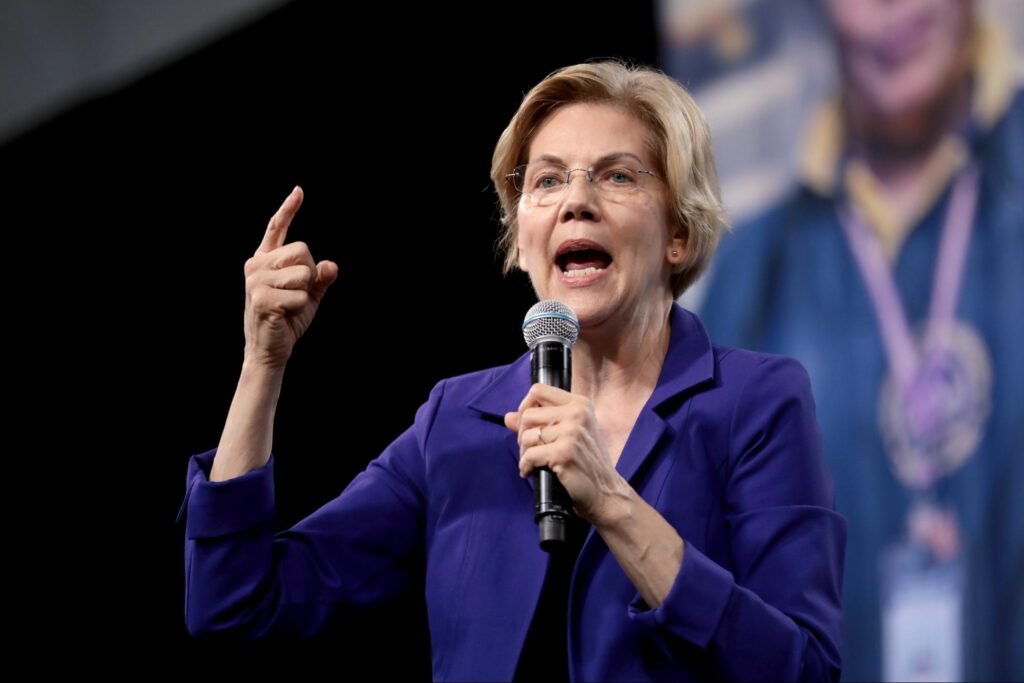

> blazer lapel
[466,351,536,491]
[615,303,716,486]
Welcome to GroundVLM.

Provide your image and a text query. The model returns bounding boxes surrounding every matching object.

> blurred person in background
[700,0,1022,681]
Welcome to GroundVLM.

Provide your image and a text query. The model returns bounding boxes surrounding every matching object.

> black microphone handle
[530,340,573,552]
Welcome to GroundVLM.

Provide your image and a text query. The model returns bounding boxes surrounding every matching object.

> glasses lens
[520,162,567,196]
[591,160,648,194]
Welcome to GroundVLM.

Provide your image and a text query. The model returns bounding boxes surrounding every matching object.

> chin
[565,296,627,332]
[534,289,600,323]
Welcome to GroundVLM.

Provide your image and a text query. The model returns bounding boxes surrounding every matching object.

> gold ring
[537,427,545,445]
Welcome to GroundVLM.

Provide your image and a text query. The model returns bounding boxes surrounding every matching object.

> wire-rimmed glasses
[506,156,658,206]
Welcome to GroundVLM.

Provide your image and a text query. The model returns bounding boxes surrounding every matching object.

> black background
[5,0,657,675]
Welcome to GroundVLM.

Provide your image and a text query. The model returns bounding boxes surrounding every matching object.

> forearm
[600,492,841,681]
[595,485,684,609]
[209,357,286,482]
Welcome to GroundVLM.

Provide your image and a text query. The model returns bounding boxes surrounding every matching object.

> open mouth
[555,242,613,278]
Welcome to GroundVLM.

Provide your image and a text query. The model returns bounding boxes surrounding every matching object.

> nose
[560,168,601,223]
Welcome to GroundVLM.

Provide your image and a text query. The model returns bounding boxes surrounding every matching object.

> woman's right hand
[242,186,338,370]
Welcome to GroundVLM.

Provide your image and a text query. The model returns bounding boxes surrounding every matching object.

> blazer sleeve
[627,356,846,682]
[176,379,446,639]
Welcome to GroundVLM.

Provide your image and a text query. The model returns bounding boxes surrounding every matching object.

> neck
[570,296,673,404]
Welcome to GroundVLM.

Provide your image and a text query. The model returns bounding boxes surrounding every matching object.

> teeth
[562,266,604,277]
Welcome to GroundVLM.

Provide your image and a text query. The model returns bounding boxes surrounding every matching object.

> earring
[671,250,678,256]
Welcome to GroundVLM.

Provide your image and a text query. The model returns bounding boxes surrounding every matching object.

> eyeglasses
[506,158,658,206]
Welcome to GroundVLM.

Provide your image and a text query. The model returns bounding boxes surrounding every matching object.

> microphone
[521,300,579,552]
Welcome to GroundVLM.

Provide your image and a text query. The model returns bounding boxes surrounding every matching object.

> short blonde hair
[490,60,729,299]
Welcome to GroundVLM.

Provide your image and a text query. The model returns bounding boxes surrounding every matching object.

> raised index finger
[257,186,303,254]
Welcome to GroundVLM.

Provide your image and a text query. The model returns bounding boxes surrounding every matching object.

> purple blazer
[177,304,845,681]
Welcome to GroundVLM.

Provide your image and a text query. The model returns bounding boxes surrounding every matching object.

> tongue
[563,250,611,271]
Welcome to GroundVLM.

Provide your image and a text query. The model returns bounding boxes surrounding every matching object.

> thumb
[504,411,520,433]
[310,260,339,301]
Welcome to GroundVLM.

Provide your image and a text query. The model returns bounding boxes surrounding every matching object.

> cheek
[516,211,544,271]
[638,210,673,255]
[621,230,670,278]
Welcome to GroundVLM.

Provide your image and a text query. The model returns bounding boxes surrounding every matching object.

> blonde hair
[490,60,729,298]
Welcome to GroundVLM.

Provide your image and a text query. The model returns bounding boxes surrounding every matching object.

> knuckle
[558,442,572,459]
[250,288,268,309]
[247,253,270,274]
[300,265,315,287]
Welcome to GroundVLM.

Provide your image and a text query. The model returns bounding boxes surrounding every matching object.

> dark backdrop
[5,0,657,675]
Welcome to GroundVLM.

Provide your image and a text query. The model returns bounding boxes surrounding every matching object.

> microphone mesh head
[522,300,579,349]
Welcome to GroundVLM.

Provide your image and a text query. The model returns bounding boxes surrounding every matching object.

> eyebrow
[529,152,647,166]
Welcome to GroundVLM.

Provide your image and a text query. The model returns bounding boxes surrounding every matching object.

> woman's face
[515,103,684,330]
[826,0,972,121]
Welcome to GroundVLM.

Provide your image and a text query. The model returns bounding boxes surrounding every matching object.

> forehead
[526,103,651,165]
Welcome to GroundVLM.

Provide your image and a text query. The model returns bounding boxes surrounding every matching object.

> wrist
[241,351,288,378]
[591,476,637,531]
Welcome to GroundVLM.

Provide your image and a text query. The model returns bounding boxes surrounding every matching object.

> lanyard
[838,166,980,393]
[838,166,986,491]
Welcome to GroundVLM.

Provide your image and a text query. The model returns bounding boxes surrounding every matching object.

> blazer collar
[468,302,713,418]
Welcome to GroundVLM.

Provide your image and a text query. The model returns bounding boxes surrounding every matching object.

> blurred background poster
[659,1,1023,681]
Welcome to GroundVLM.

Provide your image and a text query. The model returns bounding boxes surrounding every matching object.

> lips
[554,239,613,272]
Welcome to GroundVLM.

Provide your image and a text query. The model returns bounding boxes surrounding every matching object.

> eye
[600,167,638,186]
[536,174,562,190]
[526,166,566,191]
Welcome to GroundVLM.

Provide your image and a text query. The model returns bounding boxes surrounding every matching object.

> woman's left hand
[504,383,632,526]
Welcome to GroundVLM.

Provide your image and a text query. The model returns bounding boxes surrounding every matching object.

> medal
[878,321,992,490]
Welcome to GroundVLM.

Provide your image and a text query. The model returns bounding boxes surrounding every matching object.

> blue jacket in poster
[700,87,1023,682]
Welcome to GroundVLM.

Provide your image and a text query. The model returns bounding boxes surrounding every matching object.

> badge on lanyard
[839,165,992,682]
[880,497,965,682]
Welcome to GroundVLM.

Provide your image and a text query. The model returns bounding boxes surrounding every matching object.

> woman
[178,61,845,681]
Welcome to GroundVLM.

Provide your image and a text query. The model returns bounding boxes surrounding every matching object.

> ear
[517,242,529,272]
[667,223,687,272]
